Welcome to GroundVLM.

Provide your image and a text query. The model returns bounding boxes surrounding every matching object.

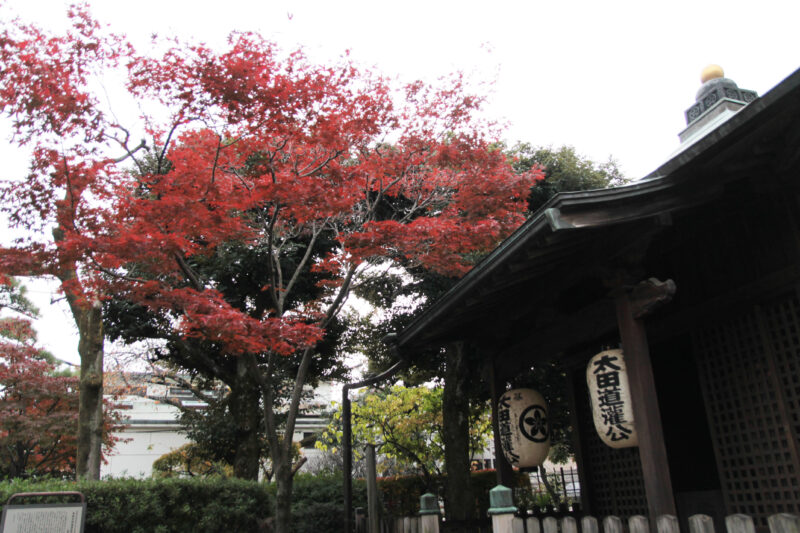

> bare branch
[86,254,150,284]
[157,121,183,175]
[264,205,282,312]
[279,221,324,310]
[296,149,343,178]
[208,134,222,188]
[229,169,253,191]
[173,252,204,291]
[321,263,358,328]
[291,456,308,476]
[169,338,233,383]
[283,345,314,456]
[111,138,147,165]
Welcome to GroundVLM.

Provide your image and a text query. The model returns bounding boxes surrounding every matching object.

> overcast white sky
[3,0,799,366]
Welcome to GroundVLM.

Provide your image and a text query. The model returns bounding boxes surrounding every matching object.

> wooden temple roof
[394,67,800,365]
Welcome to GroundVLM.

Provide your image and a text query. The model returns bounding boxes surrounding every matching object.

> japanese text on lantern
[497,394,520,465]
[497,388,550,468]
[587,349,638,448]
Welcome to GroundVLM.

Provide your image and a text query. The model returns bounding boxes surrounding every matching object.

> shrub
[0,477,272,533]
[0,471,520,531]
[152,443,233,478]
[288,473,366,533]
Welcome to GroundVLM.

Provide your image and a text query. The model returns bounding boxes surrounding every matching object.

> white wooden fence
[369,512,800,533]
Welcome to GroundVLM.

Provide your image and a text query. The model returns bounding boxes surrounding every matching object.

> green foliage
[317,385,492,481]
[507,143,628,212]
[152,443,233,478]
[0,277,38,318]
[0,478,272,533]
[290,473,366,533]
[177,393,267,475]
[376,473,428,516]
[0,471,543,531]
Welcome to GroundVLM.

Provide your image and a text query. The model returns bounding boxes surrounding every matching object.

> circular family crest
[519,404,548,442]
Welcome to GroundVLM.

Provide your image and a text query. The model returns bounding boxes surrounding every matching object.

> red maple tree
[0,278,120,479]
[0,5,130,479]
[0,314,80,479]
[0,6,541,529]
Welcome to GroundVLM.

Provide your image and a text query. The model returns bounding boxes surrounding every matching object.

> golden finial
[701,65,725,84]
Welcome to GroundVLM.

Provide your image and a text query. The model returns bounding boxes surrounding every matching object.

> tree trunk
[442,342,475,522]
[52,225,105,480]
[253,342,318,531]
[273,453,294,533]
[71,299,104,480]
[229,374,261,480]
[538,465,562,506]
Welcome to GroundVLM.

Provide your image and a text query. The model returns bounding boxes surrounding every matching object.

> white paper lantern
[586,349,638,448]
[497,388,550,468]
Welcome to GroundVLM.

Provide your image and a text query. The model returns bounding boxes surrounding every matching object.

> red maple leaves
[0,6,542,359]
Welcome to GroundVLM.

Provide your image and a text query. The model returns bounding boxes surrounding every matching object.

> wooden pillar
[366,444,380,533]
[564,369,591,514]
[489,358,515,487]
[615,285,677,519]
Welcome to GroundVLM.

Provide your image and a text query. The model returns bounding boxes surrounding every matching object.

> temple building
[393,66,800,529]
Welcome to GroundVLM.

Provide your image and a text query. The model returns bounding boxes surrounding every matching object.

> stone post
[582,516,599,533]
[725,514,755,533]
[419,493,440,533]
[689,514,716,533]
[768,514,800,533]
[488,485,518,533]
[603,515,624,533]
[657,515,680,533]
[629,515,650,533]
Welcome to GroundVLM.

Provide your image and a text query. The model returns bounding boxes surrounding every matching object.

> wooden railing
[365,483,800,533]
[369,512,800,533]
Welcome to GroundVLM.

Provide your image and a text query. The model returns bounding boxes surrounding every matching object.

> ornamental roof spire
[679,65,759,145]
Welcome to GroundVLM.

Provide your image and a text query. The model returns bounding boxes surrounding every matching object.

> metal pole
[342,357,406,533]
[343,388,353,533]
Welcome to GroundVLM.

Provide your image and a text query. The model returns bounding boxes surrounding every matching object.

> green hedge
[0,477,272,533]
[0,472,514,531]
[289,473,366,533]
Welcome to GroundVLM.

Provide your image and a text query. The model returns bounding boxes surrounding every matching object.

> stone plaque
[1,503,85,533]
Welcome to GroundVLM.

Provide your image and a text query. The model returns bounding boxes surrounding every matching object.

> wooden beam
[648,263,800,344]
[495,298,617,368]
[615,287,677,519]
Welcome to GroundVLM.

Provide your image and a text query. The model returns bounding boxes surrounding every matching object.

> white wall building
[102,394,191,478]
[102,375,336,478]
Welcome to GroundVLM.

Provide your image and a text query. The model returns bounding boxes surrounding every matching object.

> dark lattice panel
[760,296,800,506]
[575,369,648,517]
[693,295,800,528]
